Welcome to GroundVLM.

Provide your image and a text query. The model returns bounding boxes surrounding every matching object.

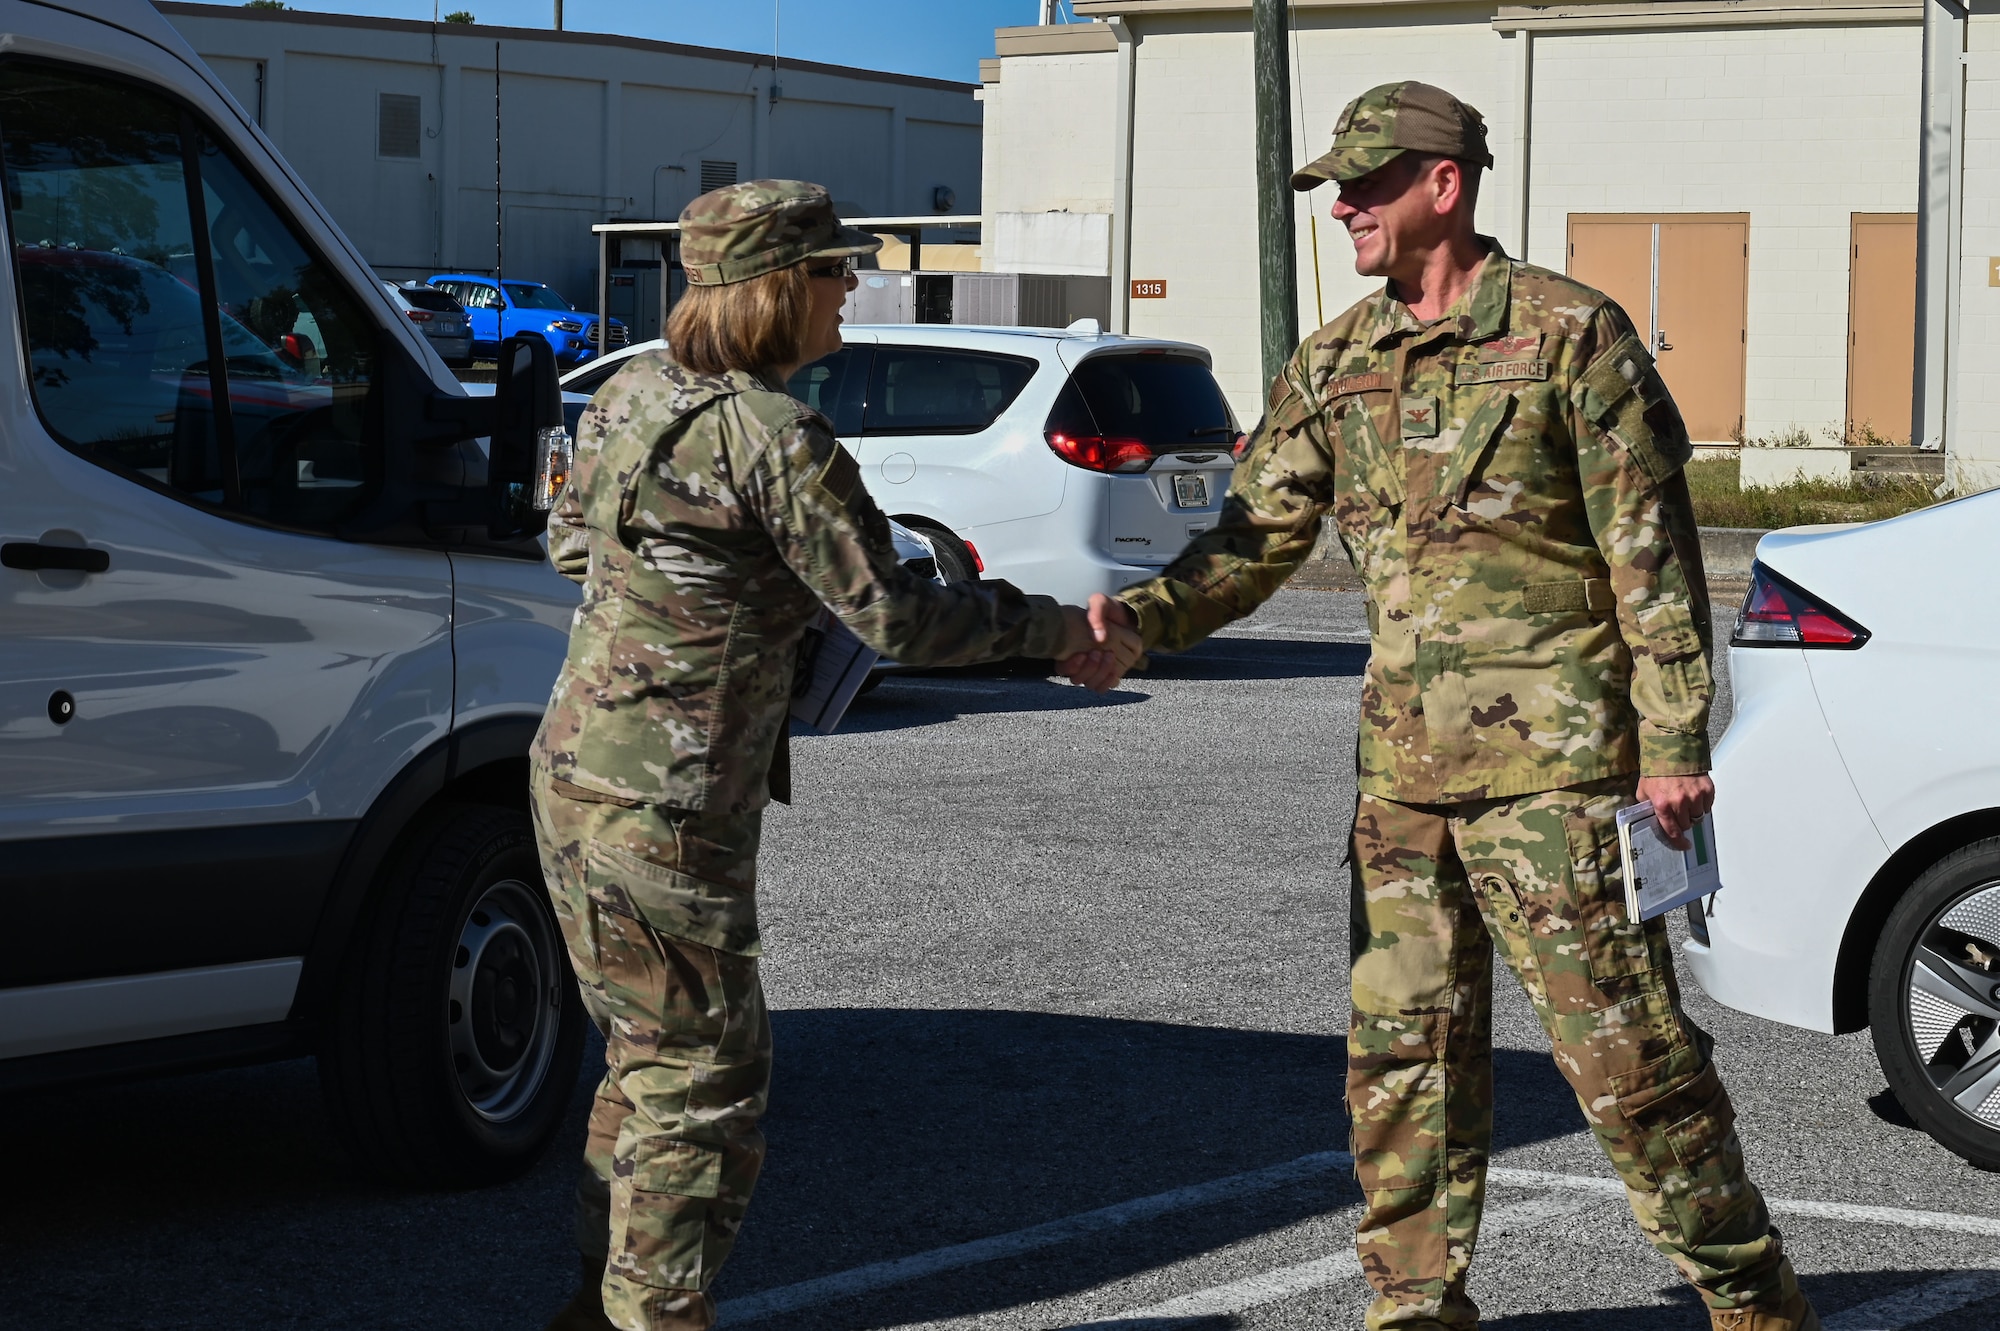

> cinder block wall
[1528,23,1921,447]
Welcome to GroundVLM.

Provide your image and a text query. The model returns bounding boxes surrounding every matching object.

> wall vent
[699,160,738,193]
[377,93,422,159]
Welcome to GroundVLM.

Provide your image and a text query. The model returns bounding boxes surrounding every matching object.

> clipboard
[1615,801,1722,922]
[789,607,879,735]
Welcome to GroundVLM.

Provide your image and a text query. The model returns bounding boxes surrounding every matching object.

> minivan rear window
[1060,352,1238,452]
[399,286,462,313]
[864,347,1036,436]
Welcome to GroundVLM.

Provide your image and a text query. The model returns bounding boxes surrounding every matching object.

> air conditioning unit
[951,273,1111,330]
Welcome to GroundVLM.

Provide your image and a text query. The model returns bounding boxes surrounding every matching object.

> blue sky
[278,2,1085,83]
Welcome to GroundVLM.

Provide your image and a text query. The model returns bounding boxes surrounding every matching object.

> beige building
[980,1,2000,492]
[161,3,983,303]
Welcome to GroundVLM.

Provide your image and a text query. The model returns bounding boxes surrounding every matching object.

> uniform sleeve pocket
[1635,600,1703,664]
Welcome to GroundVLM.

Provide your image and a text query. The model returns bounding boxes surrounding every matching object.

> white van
[568,326,1244,605]
[0,1,581,1185]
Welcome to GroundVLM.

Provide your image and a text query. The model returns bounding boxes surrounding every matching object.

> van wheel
[319,802,585,1187]
[1868,836,2000,1171]
[905,523,977,584]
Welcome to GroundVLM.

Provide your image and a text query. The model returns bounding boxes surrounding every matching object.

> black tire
[1868,836,2000,1171]
[319,802,585,1187]
[905,522,977,584]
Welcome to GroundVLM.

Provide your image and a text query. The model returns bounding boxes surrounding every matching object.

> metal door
[1569,213,1749,442]
[1846,213,1918,444]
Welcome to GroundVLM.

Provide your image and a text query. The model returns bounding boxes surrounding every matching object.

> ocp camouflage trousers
[531,761,771,1331]
[1348,776,1796,1330]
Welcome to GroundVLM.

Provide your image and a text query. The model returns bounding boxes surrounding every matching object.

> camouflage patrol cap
[679,179,882,286]
[1290,81,1494,191]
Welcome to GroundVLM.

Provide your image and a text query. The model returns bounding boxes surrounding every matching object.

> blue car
[427,274,627,367]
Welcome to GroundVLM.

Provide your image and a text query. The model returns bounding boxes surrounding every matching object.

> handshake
[1055,594,1145,693]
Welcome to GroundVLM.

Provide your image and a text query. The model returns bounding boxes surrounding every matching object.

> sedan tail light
[1046,431,1153,473]
[1732,562,1869,649]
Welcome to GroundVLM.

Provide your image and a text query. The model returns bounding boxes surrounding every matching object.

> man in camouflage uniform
[530,180,1105,1331]
[1087,84,1818,1330]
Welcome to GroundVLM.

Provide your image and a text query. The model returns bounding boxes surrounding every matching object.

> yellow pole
[1309,211,1325,328]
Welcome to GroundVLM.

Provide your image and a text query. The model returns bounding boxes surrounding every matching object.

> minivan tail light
[1045,431,1153,473]
[1732,563,1869,648]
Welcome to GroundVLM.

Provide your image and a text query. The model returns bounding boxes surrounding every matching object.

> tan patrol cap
[679,179,882,287]
[1291,81,1494,191]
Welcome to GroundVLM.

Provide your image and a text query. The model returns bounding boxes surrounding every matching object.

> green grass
[1684,457,1942,530]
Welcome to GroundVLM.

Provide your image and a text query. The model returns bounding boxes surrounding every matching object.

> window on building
[377,92,421,159]
[700,160,738,194]
[862,347,1036,436]
[1,60,383,531]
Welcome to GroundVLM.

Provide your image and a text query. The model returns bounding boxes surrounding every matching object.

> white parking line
[1821,1269,2000,1329]
[715,1151,1353,1324]
[1073,1192,1603,1325]
[1486,1165,2000,1239]
[717,1149,2000,1325]
[1214,623,1369,642]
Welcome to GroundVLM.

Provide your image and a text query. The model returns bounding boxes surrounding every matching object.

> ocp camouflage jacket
[535,351,1069,814]
[1120,245,1713,804]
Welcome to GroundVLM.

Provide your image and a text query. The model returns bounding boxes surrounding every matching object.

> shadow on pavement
[718,1007,1592,1325]
[0,1008,1589,1331]
[823,675,1147,734]
[1140,636,1368,682]
[1485,1270,1999,1329]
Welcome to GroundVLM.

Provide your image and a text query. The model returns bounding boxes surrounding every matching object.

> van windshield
[1062,353,1238,452]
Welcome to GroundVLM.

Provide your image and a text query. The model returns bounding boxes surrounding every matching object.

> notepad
[789,608,879,736]
[1615,801,1722,922]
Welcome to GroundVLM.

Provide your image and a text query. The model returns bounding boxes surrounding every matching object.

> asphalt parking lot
[3,585,1997,1330]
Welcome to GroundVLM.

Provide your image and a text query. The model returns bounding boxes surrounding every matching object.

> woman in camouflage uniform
[532,180,1109,1331]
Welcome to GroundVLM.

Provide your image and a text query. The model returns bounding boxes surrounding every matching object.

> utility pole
[1251,0,1298,388]
[554,0,563,30]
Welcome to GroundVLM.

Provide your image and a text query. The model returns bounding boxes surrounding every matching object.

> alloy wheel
[1905,880,2000,1129]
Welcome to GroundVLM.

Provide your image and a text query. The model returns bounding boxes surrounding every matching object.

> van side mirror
[488,333,571,538]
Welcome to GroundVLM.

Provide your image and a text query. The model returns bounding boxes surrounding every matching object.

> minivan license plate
[1172,472,1208,509]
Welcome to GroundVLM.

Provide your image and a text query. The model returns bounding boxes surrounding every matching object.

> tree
[444,9,475,20]
[243,1,287,9]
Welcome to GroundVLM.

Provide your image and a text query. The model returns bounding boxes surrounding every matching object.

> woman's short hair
[666,261,813,376]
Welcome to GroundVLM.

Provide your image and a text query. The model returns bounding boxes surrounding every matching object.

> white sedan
[1686,488,2000,1170]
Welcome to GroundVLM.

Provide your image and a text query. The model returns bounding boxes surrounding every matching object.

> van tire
[1867,836,2000,1172]
[319,802,585,1187]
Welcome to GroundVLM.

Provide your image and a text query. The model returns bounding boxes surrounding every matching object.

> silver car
[382,280,473,367]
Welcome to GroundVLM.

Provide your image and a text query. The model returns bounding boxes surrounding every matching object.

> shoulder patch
[1455,359,1550,386]
[813,442,862,507]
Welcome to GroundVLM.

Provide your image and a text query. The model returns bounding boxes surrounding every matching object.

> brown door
[1566,219,1652,336]
[1568,213,1749,442]
[1847,213,1917,445]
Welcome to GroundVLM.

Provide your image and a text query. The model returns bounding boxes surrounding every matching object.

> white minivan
[568,325,1244,604]
[0,0,582,1186]
[794,325,1242,603]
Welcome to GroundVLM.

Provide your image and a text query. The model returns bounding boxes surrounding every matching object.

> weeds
[1685,457,1941,529]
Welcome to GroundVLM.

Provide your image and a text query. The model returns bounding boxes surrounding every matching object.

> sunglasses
[805,257,855,279]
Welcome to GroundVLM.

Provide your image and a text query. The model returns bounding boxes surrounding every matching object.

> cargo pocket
[585,840,761,957]
[1562,808,1670,990]
[614,1137,725,1290]
[1611,1053,1753,1245]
